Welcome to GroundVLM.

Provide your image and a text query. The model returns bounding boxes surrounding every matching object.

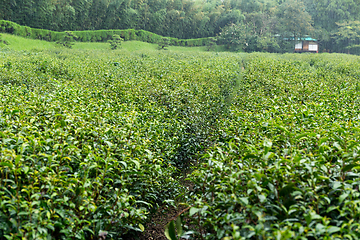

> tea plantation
[1,49,360,240]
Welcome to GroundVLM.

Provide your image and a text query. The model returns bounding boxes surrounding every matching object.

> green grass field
[0,33,215,53]
[0,33,56,51]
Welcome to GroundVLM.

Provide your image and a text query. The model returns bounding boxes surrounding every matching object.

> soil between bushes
[130,171,194,240]
[133,205,183,240]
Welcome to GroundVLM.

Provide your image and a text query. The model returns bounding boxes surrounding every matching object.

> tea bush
[0,49,240,239]
[2,48,360,240]
[185,53,360,239]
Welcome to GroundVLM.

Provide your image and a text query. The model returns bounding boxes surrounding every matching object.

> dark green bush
[158,38,170,50]
[108,34,124,50]
[0,20,214,47]
[56,31,78,48]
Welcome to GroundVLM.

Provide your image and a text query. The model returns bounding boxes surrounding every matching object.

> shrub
[158,37,170,50]
[206,37,217,51]
[56,31,78,48]
[108,34,124,50]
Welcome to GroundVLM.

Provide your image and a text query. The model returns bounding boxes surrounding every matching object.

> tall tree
[87,0,108,29]
[333,21,360,54]
[51,0,76,31]
[0,0,13,20]
[72,0,92,30]
[276,0,313,40]
[306,0,360,31]
[34,0,56,30]
[9,0,35,26]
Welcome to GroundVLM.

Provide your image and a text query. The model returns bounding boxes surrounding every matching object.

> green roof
[303,37,317,41]
[282,37,317,41]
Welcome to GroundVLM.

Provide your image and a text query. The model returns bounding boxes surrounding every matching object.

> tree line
[1,0,360,53]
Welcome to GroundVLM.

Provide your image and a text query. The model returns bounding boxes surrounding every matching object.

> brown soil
[129,170,194,240]
[128,205,187,240]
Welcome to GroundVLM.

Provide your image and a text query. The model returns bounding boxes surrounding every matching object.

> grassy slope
[0,33,56,50]
[0,33,214,52]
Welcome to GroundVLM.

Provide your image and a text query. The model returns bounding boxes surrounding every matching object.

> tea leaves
[186,53,360,239]
[1,50,360,239]
[0,50,240,239]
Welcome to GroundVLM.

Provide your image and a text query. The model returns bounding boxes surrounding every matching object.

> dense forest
[1,0,360,53]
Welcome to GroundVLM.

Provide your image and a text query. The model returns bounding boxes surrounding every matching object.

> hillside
[0,33,213,52]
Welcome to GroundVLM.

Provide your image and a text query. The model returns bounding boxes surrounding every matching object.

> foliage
[164,216,193,240]
[2,0,360,53]
[217,23,249,51]
[0,20,213,47]
[2,46,360,240]
[205,37,217,51]
[56,31,78,48]
[276,0,314,40]
[0,49,240,239]
[218,21,280,53]
[182,53,360,239]
[108,34,124,50]
[158,38,170,50]
[0,20,65,42]
[333,21,360,54]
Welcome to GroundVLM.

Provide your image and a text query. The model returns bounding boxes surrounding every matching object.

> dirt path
[134,205,184,240]
[132,170,194,240]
